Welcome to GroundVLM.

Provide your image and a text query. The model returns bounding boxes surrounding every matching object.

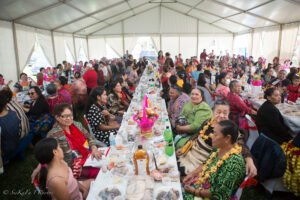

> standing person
[83,64,98,94]
[200,49,207,61]
[34,138,92,199]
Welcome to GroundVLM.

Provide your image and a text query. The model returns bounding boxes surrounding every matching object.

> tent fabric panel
[77,22,107,35]
[36,29,55,66]
[198,21,228,33]
[0,20,18,82]
[105,12,133,25]
[250,0,300,24]
[128,0,149,8]
[91,2,128,20]
[57,17,98,33]
[216,0,271,11]
[189,9,220,23]
[163,3,191,13]
[92,22,122,35]
[214,19,250,32]
[88,37,106,59]
[68,0,121,14]
[280,23,300,60]
[53,32,66,64]
[228,13,275,28]
[105,36,123,57]
[124,36,139,53]
[151,35,161,52]
[252,26,280,62]
[124,7,160,34]
[161,36,179,57]
[198,34,233,56]
[161,7,197,34]
[197,0,240,18]
[179,36,198,59]
[0,0,57,21]
[18,4,84,30]
[233,33,252,56]
[15,23,36,72]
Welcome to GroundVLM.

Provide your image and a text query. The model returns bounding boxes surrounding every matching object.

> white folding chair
[245,114,259,149]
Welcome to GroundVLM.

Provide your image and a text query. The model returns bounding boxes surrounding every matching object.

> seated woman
[13,73,36,93]
[46,83,64,114]
[0,91,20,164]
[34,138,92,199]
[54,76,72,104]
[86,87,119,146]
[177,100,256,177]
[183,120,246,200]
[197,74,214,108]
[31,103,101,181]
[175,88,212,149]
[107,81,129,116]
[23,86,53,144]
[168,85,190,128]
[256,87,293,144]
[215,72,230,100]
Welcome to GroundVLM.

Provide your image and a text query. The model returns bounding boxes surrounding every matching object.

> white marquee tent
[1,0,300,82]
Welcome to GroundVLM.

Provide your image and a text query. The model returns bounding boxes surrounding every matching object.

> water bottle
[109,132,116,147]
[163,126,173,142]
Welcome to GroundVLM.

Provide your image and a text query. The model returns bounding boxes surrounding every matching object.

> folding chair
[83,115,107,147]
[245,114,259,149]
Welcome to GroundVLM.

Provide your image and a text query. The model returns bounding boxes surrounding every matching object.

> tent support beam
[159,5,162,50]
[186,0,204,14]
[278,24,283,57]
[196,20,199,56]
[12,21,20,76]
[86,36,90,60]
[51,31,57,65]
[250,29,254,56]
[122,21,125,55]
[73,34,77,62]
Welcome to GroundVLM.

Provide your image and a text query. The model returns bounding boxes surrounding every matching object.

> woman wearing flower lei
[177,100,256,178]
[183,120,245,200]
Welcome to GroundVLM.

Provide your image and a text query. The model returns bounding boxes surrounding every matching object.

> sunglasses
[28,92,35,96]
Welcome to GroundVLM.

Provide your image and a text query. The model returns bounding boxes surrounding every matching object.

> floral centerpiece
[133,95,158,139]
[251,74,263,96]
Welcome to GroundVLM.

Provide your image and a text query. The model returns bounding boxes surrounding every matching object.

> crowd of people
[0,49,300,199]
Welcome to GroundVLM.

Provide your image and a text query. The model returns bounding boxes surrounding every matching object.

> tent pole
[12,21,20,77]
[122,20,125,56]
[51,31,57,65]
[278,24,283,58]
[159,5,162,51]
[160,34,162,50]
[73,34,77,62]
[250,29,254,57]
[86,36,90,60]
[178,35,181,55]
[196,20,199,57]
[232,33,235,54]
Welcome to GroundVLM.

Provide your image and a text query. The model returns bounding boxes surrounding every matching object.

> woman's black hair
[183,82,192,95]
[19,72,27,79]
[169,75,177,86]
[58,76,68,86]
[86,86,106,114]
[0,90,9,113]
[34,138,58,200]
[170,84,183,93]
[263,67,272,75]
[30,86,43,99]
[53,103,72,117]
[46,83,57,96]
[74,71,81,78]
[218,120,239,143]
[93,63,99,71]
[264,87,278,99]
[197,74,207,87]
[212,100,229,110]
[216,72,227,85]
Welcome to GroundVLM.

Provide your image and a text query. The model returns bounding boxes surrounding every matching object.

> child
[287,75,300,102]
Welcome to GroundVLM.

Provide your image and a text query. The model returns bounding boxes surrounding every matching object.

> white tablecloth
[87,65,183,200]
[249,98,300,134]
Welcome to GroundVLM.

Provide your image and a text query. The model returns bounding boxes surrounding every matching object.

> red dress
[287,85,300,102]
[83,69,98,90]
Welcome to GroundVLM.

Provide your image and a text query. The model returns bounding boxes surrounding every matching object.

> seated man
[226,80,257,128]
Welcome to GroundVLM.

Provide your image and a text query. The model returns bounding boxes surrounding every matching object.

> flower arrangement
[133,95,158,138]
[251,74,263,86]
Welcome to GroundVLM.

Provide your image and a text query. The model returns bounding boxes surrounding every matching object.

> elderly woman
[256,88,293,144]
[175,88,212,149]
[23,86,53,144]
[177,100,257,177]
[86,87,119,146]
[183,120,246,200]
[168,85,190,128]
[31,103,101,182]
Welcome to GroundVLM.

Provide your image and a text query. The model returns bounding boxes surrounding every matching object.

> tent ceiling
[1,0,300,35]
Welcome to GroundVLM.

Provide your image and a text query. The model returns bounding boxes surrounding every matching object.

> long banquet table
[86,64,183,200]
